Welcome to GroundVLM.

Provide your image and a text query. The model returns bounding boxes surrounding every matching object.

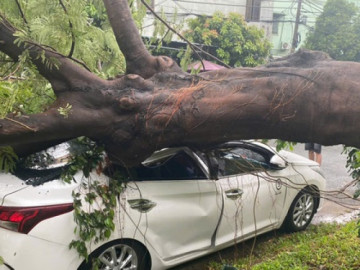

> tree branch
[15,0,28,25]
[58,0,75,58]
[0,16,106,93]
[4,117,36,132]
[140,0,231,69]
[102,0,182,78]
[0,91,116,154]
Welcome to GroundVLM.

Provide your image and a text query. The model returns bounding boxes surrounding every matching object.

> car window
[13,139,90,186]
[19,142,73,170]
[107,151,207,181]
[212,147,270,177]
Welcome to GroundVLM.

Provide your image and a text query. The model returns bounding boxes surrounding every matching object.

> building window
[272,13,284,34]
[246,0,262,22]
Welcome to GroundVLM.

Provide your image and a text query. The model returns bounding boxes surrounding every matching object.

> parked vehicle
[0,140,325,270]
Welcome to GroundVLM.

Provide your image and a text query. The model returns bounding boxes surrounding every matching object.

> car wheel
[78,240,150,270]
[282,188,317,232]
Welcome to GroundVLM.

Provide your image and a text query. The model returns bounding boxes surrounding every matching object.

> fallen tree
[1,0,360,166]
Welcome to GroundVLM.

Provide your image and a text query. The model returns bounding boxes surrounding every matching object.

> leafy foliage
[0,0,126,75]
[260,139,297,152]
[58,103,72,119]
[145,6,186,66]
[70,178,123,261]
[61,137,105,183]
[0,0,139,117]
[60,138,125,261]
[0,61,55,117]
[0,146,18,173]
[183,12,271,67]
[305,0,360,61]
[274,140,297,152]
[343,146,360,198]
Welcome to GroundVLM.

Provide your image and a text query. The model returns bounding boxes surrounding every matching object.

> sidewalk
[312,199,360,224]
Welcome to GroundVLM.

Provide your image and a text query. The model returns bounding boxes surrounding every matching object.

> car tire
[282,188,318,232]
[78,239,151,270]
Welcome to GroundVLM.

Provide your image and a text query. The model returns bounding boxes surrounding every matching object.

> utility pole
[291,0,303,53]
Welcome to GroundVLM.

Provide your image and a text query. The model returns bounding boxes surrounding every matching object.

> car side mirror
[270,155,287,169]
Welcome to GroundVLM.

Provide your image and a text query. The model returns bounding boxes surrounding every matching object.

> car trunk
[0,172,30,206]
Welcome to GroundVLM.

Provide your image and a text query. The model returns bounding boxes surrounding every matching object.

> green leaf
[0,146,18,173]
[104,229,111,238]
[183,11,271,67]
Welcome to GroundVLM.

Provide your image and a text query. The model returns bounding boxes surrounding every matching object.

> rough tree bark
[0,0,360,166]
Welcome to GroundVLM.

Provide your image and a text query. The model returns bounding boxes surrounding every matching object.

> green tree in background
[305,0,360,61]
[184,12,271,67]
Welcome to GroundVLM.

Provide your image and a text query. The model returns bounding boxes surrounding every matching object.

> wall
[142,0,273,42]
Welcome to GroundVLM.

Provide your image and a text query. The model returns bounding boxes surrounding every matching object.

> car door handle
[225,189,244,199]
[127,199,157,213]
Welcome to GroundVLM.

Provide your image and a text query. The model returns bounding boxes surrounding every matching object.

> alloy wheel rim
[292,193,314,228]
[98,244,138,270]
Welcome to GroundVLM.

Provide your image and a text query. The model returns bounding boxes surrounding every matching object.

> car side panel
[272,165,326,224]
[124,179,221,260]
[215,172,286,245]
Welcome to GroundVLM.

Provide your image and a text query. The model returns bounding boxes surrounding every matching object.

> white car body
[0,141,325,270]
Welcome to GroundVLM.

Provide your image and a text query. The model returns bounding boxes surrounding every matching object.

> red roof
[187,60,225,72]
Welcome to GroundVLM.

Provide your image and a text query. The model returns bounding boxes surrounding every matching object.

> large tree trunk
[0,0,359,166]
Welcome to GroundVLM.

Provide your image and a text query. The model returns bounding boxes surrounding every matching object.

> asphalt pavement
[290,143,360,223]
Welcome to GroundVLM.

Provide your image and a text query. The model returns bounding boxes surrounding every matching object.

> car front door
[210,144,286,245]
[122,149,222,260]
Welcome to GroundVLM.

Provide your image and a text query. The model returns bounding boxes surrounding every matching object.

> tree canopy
[305,0,360,61]
[184,12,271,67]
[0,0,360,167]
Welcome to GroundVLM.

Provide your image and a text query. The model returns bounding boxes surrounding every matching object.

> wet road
[292,143,352,191]
[291,143,360,223]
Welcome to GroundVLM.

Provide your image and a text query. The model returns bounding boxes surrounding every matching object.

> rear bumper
[0,228,80,270]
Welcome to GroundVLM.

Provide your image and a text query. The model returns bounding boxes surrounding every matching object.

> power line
[154,0,326,18]
[170,0,302,9]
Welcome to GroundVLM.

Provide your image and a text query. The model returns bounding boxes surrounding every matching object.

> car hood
[0,172,30,204]
[278,150,319,166]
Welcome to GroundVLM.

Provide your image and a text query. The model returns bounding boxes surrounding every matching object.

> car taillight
[0,203,73,234]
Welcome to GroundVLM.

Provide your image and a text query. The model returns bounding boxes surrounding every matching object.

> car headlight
[310,166,326,178]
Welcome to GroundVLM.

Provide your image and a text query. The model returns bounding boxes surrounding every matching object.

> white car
[0,140,325,270]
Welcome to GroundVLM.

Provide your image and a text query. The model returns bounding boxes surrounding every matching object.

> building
[142,0,274,40]
[143,0,360,59]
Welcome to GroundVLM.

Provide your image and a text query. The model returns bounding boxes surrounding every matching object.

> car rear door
[209,144,286,245]
[122,149,222,260]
